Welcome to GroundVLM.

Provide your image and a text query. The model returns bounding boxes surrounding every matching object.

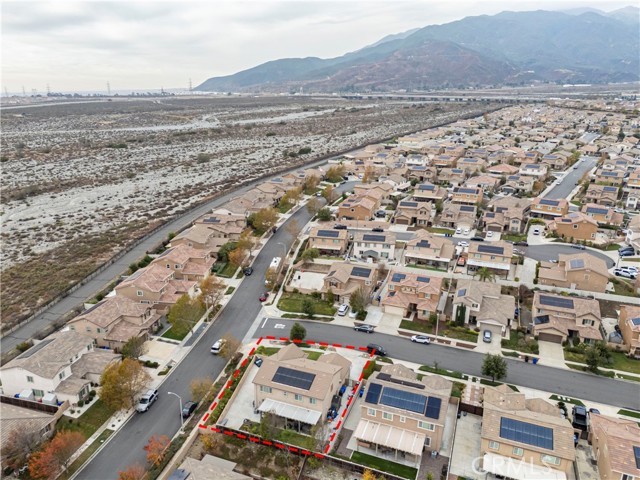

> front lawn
[564,349,640,375]
[549,394,584,406]
[255,346,281,356]
[612,278,637,297]
[303,350,322,360]
[501,330,539,354]
[277,292,337,316]
[161,326,189,341]
[58,399,115,439]
[502,233,528,243]
[218,262,238,278]
[441,324,479,343]
[400,319,433,334]
[618,408,640,419]
[350,451,418,480]
[426,227,455,235]
[277,202,294,214]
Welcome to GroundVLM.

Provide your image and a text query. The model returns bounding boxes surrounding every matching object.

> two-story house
[171,224,229,258]
[322,262,377,304]
[438,204,477,230]
[452,280,515,335]
[480,385,575,479]
[438,168,467,187]
[408,165,437,183]
[458,157,486,173]
[0,331,120,403]
[412,183,448,204]
[253,344,351,432]
[547,212,598,241]
[588,414,640,480]
[354,365,452,468]
[451,187,483,205]
[488,163,519,177]
[353,183,394,205]
[307,227,349,256]
[393,201,432,227]
[193,211,246,240]
[67,296,162,351]
[150,244,215,282]
[465,175,500,192]
[466,241,513,279]
[519,163,548,179]
[595,169,625,186]
[530,198,570,219]
[403,230,455,270]
[538,253,609,293]
[532,292,602,344]
[432,154,458,169]
[501,175,535,195]
[540,153,569,170]
[353,232,397,261]
[381,271,443,321]
[581,204,624,227]
[337,194,379,221]
[618,305,640,359]
[583,185,619,207]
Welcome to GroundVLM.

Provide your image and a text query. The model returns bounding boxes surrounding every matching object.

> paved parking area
[450,413,483,479]
[289,271,325,291]
[537,341,567,368]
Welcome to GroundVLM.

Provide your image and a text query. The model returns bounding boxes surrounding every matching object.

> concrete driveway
[449,413,483,479]
[537,341,567,369]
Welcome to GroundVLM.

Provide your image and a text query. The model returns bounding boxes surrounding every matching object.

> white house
[352,231,397,262]
[0,330,120,404]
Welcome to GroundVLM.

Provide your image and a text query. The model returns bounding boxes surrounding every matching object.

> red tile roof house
[583,185,619,207]
[381,270,443,321]
[532,292,602,344]
[150,244,215,282]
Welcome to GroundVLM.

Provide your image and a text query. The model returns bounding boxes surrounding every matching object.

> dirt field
[0,95,493,326]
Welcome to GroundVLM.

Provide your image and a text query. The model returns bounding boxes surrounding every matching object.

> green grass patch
[350,451,418,480]
[612,278,638,297]
[362,360,381,380]
[502,233,528,243]
[303,350,322,360]
[427,227,455,235]
[419,364,465,380]
[618,408,640,419]
[549,394,585,406]
[161,326,189,341]
[502,350,520,358]
[605,244,621,251]
[225,286,235,295]
[406,264,447,272]
[400,319,433,334]
[441,324,479,343]
[280,313,334,321]
[501,330,539,354]
[567,363,615,377]
[276,429,315,450]
[217,263,238,278]
[58,400,115,439]
[451,381,466,398]
[565,350,640,375]
[277,202,294,214]
[57,429,114,480]
[277,292,337,316]
[255,346,281,356]
[616,372,640,382]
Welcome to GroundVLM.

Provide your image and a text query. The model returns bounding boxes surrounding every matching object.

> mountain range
[196,7,639,93]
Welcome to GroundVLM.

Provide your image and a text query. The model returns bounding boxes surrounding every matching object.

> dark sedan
[181,401,198,418]
[354,324,375,333]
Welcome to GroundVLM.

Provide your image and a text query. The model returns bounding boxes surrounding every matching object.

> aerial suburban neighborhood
[2,97,640,480]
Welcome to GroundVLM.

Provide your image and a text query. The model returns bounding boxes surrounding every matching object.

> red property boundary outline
[198,335,378,458]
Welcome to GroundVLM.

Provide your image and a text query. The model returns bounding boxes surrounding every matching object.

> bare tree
[4,428,40,470]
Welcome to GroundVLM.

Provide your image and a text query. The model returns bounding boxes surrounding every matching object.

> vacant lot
[1,96,493,327]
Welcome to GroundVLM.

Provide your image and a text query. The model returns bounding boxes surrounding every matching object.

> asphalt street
[75,184,353,479]
[255,318,640,411]
[544,156,598,200]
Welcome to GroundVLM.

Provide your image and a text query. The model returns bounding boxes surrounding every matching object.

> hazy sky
[1,0,634,93]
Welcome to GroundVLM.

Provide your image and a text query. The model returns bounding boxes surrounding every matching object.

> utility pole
[46,83,50,95]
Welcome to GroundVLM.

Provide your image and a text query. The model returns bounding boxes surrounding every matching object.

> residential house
[412,183,448,204]
[451,186,483,205]
[467,148,489,159]
[547,212,598,242]
[432,154,458,169]
[583,185,619,207]
[438,168,467,186]
[150,244,215,281]
[67,296,162,351]
[625,214,640,253]
[354,183,394,205]
[480,385,575,479]
[530,198,569,219]
[458,157,486,173]
[0,330,120,403]
[383,174,411,192]
[540,153,569,170]
[519,163,548,179]
[352,231,397,261]
[626,171,640,191]
[486,196,531,233]
[337,194,379,221]
[538,253,609,293]
[438,204,477,229]
[532,292,602,344]
[595,169,625,186]
[588,414,640,480]
[466,241,513,279]
[307,227,349,256]
[443,145,466,158]
[393,200,432,227]
[322,262,377,303]
[354,365,452,468]
[465,175,500,192]
[501,175,535,195]
[618,305,640,358]
[253,344,351,432]
[381,271,443,320]
[403,230,455,270]
[487,163,519,177]
[115,263,197,312]
[223,194,273,217]
[171,224,229,258]
[452,280,515,335]
[581,204,624,227]
[408,165,437,183]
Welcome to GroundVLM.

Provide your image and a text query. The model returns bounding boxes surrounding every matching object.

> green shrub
[78,400,85,407]
[16,340,33,353]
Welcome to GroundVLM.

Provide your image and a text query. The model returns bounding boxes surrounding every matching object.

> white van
[211,339,225,355]
[338,304,349,316]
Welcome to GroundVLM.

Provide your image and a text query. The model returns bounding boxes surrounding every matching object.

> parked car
[354,324,375,333]
[243,267,254,276]
[410,335,431,344]
[483,330,492,343]
[470,236,485,242]
[571,244,586,250]
[463,228,470,235]
[136,389,159,413]
[457,241,469,248]
[211,339,226,354]
[514,241,529,247]
[614,268,637,279]
[338,304,349,316]
[259,292,269,302]
[588,408,601,415]
[182,401,198,418]
[366,343,387,356]
[619,249,636,257]
[619,266,638,273]
[532,228,541,235]
[486,231,493,238]
[572,405,588,430]
[333,224,347,230]
[455,227,462,234]
[371,227,384,233]
[254,356,263,367]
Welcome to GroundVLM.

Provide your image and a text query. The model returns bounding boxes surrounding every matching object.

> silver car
[136,389,158,413]
[410,335,431,344]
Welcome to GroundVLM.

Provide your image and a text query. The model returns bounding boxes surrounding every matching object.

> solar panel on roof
[486,212,495,218]
[534,315,550,325]
[539,199,559,206]
[569,259,585,269]
[457,188,478,194]
[603,186,617,192]
[417,276,431,283]
[460,206,475,212]
[351,266,372,278]
[317,230,339,238]
[391,273,406,283]
[416,240,431,248]
[363,234,386,242]
[500,418,554,450]
[586,207,609,215]
[457,288,467,297]
[478,245,504,255]
[419,184,435,191]
[365,383,382,404]
[425,397,442,419]
[272,366,316,390]
[631,318,640,326]
[539,294,574,309]
[380,386,427,415]
[202,217,221,223]
[400,201,418,207]
[634,445,640,469]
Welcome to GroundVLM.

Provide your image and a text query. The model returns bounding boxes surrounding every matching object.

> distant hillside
[196,8,639,92]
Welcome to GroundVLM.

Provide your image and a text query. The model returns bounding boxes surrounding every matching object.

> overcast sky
[1,0,634,93]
